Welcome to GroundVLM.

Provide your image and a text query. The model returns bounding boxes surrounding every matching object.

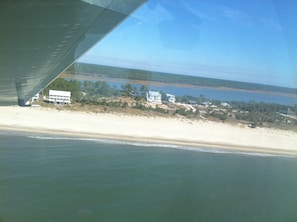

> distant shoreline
[61,73,297,99]
[1,106,297,156]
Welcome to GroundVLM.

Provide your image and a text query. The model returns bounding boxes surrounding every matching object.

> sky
[78,0,297,88]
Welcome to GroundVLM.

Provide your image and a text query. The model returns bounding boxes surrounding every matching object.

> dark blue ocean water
[1,132,297,222]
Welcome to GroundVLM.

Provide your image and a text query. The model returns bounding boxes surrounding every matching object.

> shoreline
[1,106,297,156]
[61,73,297,99]
[1,126,297,157]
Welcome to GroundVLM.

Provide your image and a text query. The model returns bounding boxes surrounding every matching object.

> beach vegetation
[160,91,168,102]
[121,83,137,97]
[206,110,228,121]
[174,108,199,118]
[176,95,208,105]
[140,85,149,97]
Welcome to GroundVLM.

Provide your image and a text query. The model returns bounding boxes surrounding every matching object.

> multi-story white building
[146,91,162,104]
[48,90,71,104]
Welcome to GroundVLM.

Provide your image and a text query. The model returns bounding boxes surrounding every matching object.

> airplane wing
[0,0,146,106]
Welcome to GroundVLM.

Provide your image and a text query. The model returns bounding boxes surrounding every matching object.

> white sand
[1,106,297,155]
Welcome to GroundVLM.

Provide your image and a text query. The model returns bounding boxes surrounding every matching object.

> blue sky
[78,0,297,88]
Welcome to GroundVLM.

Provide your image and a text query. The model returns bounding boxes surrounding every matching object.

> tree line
[44,78,148,103]
[67,62,297,95]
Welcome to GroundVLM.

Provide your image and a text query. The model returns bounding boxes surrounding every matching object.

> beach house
[166,94,176,103]
[47,90,71,104]
[146,91,162,104]
[220,102,231,108]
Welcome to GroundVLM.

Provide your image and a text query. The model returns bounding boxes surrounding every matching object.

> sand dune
[1,106,296,156]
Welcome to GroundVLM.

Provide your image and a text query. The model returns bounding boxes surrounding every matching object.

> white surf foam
[27,135,294,158]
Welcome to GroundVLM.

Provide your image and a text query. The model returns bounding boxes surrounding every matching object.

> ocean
[1,132,297,222]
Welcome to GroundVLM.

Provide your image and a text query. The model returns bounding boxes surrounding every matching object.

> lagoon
[102,79,297,105]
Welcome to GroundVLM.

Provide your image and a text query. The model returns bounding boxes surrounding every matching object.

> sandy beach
[1,106,297,156]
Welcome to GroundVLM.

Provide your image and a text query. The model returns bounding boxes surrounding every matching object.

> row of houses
[34,89,169,105]
[145,91,232,108]
[35,89,232,107]
[46,90,170,105]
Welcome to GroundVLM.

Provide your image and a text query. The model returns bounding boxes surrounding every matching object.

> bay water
[1,132,297,222]
[106,80,297,106]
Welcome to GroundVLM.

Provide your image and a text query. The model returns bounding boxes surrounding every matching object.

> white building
[166,94,176,103]
[202,101,212,107]
[220,102,231,108]
[146,91,162,104]
[48,90,71,104]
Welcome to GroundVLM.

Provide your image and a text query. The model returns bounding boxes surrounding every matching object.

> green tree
[160,91,168,102]
[121,83,135,97]
[140,85,149,97]
[95,81,111,96]
[197,94,206,103]
[82,80,94,94]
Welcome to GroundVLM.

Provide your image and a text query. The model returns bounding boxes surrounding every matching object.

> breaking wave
[26,135,294,158]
